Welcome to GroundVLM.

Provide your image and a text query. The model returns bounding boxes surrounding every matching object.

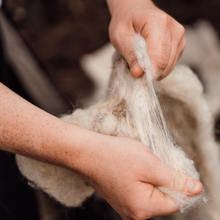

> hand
[107,0,186,79]
[74,134,203,220]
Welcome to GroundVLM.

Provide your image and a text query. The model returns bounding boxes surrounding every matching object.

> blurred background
[1,0,220,219]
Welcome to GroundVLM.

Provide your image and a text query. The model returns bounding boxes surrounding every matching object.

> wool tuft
[16,34,207,213]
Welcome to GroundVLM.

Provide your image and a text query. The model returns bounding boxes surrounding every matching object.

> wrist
[106,0,154,16]
[60,124,107,179]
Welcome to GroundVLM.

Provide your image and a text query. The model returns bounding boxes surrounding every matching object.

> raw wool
[80,43,115,107]
[16,155,95,207]
[16,34,210,213]
[178,20,220,118]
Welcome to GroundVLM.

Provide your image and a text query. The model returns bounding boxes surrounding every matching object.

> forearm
[0,82,94,172]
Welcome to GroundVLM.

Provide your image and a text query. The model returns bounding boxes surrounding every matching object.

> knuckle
[109,24,124,47]
[173,173,185,191]
[156,56,169,71]
[173,173,181,190]
[177,24,185,39]
[130,210,146,220]
[125,203,147,220]
[160,13,171,29]
[179,24,185,35]
[182,37,187,48]
[127,51,136,66]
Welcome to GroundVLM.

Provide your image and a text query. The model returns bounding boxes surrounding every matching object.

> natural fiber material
[16,34,207,212]
[178,21,220,118]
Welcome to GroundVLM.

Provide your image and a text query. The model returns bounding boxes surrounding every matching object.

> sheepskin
[178,21,220,119]
[16,34,218,217]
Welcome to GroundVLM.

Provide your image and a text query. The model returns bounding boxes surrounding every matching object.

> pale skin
[0,1,202,220]
[107,0,186,79]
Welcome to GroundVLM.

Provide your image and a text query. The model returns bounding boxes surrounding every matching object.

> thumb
[128,55,144,78]
[138,171,203,218]
[170,172,203,197]
[120,37,144,78]
[130,60,144,78]
[109,27,144,78]
[145,157,203,197]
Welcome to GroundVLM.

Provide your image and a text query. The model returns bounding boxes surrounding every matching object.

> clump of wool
[16,34,206,212]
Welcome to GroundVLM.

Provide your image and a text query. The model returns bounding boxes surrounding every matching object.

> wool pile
[178,21,220,119]
[16,34,212,216]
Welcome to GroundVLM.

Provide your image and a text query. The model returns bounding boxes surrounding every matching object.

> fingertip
[194,181,203,196]
[185,179,203,197]
[131,65,144,78]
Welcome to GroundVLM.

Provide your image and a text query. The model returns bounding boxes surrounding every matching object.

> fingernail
[185,179,202,196]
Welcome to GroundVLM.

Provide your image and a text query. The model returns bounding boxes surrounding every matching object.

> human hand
[74,134,203,220]
[107,0,186,79]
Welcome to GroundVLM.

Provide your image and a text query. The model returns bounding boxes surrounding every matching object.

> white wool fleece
[16,34,207,213]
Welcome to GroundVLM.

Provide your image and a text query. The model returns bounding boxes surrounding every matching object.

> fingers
[144,20,172,79]
[159,22,186,79]
[144,184,179,217]
[162,36,186,80]
[142,15,186,80]
[120,183,179,220]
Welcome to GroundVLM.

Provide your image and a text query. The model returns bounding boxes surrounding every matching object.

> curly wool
[16,34,207,212]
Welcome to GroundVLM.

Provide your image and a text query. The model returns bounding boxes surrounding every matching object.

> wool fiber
[16,34,207,213]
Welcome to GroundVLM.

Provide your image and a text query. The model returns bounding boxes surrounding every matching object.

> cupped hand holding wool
[72,135,203,220]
